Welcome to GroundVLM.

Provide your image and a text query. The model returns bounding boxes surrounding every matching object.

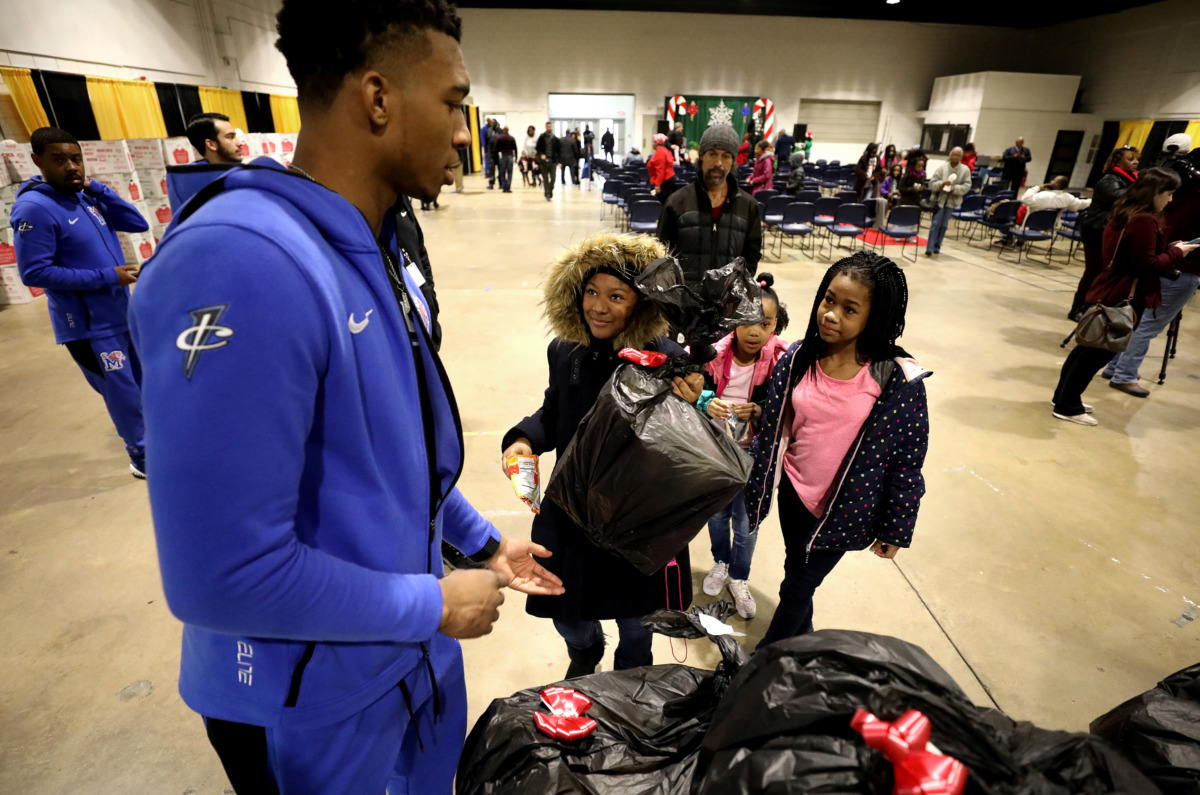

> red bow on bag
[850,709,968,795]
[619,348,668,367]
[533,686,597,741]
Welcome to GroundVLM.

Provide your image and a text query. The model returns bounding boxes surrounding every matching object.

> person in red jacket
[748,140,775,195]
[1051,167,1198,425]
[961,143,978,173]
[736,133,751,166]
[648,133,677,196]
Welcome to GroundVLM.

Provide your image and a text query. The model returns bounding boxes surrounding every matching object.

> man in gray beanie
[657,124,762,287]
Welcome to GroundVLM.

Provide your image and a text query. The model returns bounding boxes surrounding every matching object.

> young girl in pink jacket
[697,273,789,619]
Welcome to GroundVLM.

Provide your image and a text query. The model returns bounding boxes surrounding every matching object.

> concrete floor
[2,173,1199,792]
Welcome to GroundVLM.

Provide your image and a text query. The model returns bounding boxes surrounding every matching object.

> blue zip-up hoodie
[11,176,149,343]
[127,158,498,729]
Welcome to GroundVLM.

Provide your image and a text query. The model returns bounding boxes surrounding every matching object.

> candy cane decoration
[666,95,687,126]
[753,98,775,140]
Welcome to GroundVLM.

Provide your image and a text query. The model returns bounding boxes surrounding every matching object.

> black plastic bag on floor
[697,630,1161,795]
[634,257,763,378]
[1091,663,1200,795]
[455,604,749,795]
[543,363,752,576]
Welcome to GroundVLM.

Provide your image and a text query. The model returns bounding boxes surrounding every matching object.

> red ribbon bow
[533,686,597,741]
[850,709,968,795]
[619,348,668,367]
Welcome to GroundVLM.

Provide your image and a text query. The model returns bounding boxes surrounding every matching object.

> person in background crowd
[854,143,880,201]
[520,124,539,187]
[897,155,926,207]
[798,130,813,163]
[622,147,643,167]
[1069,146,1139,321]
[696,273,790,619]
[494,125,517,193]
[924,146,972,257]
[748,140,775,195]
[450,146,465,192]
[557,129,579,187]
[1051,168,1197,424]
[12,126,151,479]
[187,112,243,165]
[669,122,687,158]
[878,143,899,178]
[775,128,795,163]
[485,118,500,189]
[501,233,702,680]
[787,146,807,195]
[657,125,762,288]
[746,251,929,647]
[601,128,615,162]
[1022,175,1090,213]
[648,132,677,196]
[880,163,903,207]
[129,2,564,791]
[1001,136,1032,192]
[583,125,595,160]
[962,142,978,173]
[1102,146,1200,396]
[737,132,751,166]
[537,121,560,201]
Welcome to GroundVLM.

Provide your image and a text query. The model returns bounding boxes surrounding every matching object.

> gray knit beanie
[699,124,740,157]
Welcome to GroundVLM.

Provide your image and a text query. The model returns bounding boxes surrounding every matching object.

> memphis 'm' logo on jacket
[99,350,126,371]
[177,304,234,380]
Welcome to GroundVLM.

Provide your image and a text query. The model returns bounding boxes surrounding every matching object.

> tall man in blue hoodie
[128,1,563,793]
[12,127,150,478]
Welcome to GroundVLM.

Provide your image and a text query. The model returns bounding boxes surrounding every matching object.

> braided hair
[789,250,909,388]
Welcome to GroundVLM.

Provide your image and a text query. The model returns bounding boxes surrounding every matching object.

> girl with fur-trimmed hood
[501,232,704,678]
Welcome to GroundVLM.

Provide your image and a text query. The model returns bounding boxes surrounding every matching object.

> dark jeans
[560,162,579,185]
[1072,226,1105,314]
[498,154,514,191]
[540,159,556,198]
[553,616,653,670]
[757,478,845,650]
[1052,343,1117,416]
[1003,171,1024,192]
[657,177,677,196]
[604,150,614,162]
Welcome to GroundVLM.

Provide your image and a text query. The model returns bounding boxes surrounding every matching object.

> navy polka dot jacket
[744,342,931,552]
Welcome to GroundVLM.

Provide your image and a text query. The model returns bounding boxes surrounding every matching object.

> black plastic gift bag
[543,362,751,576]
[1091,662,1200,795]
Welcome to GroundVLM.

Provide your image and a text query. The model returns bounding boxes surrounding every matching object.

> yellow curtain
[1184,120,1200,148]
[0,66,50,135]
[199,87,249,132]
[85,77,168,140]
[269,94,301,133]
[1115,120,1154,153]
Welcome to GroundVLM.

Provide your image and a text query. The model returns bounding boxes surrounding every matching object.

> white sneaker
[1049,401,1093,414]
[702,561,729,596]
[728,578,757,619]
[1052,411,1099,426]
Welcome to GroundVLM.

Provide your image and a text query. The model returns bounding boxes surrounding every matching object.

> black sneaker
[130,456,146,479]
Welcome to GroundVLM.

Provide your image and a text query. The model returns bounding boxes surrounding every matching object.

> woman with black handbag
[1051,168,1197,425]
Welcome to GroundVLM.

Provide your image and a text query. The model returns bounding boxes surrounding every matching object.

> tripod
[1157,312,1182,385]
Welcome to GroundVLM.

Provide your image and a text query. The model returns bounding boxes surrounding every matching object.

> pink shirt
[783,362,882,517]
[716,360,755,447]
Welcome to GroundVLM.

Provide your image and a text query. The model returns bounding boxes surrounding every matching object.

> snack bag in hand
[506,454,542,515]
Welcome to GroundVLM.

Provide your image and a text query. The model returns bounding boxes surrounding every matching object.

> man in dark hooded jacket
[656,124,761,287]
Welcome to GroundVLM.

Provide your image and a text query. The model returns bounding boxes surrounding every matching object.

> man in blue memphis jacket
[12,127,150,478]
[127,2,564,793]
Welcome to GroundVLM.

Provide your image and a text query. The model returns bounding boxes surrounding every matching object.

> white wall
[456,9,1028,157]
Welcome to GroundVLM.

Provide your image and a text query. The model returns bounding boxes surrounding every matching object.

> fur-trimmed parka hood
[544,232,670,349]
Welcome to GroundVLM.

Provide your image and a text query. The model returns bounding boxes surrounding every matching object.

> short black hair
[276,0,462,109]
[30,127,79,156]
[186,113,230,153]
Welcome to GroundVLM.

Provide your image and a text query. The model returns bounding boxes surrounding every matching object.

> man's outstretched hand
[486,536,565,597]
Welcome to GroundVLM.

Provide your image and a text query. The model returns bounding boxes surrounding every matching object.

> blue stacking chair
[971,200,1022,249]
[754,189,780,211]
[812,196,842,238]
[1002,208,1059,264]
[601,179,625,219]
[950,193,986,238]
[877,205,922,263]
[774,202,816,258]
[821,203,867,260]
[1051,223,1084,262]
[628,200,662,234]
[795,189,821,205]
[762,194,792,237]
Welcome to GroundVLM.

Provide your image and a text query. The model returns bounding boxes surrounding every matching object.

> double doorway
[553,118,626,157]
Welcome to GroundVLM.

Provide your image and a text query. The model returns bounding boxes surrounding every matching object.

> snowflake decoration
[708,100,734,128]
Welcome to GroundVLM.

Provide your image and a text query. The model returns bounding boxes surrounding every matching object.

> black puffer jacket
[1080,169,1137,232]
[656,174,762,285]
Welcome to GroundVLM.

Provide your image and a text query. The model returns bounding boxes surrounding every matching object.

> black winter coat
[503,338,693,621]
[536,132,560,162]
[1080,169,1137,232]
[656,174,763,286]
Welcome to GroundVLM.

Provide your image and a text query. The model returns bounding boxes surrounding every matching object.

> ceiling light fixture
[886,0,900,4]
